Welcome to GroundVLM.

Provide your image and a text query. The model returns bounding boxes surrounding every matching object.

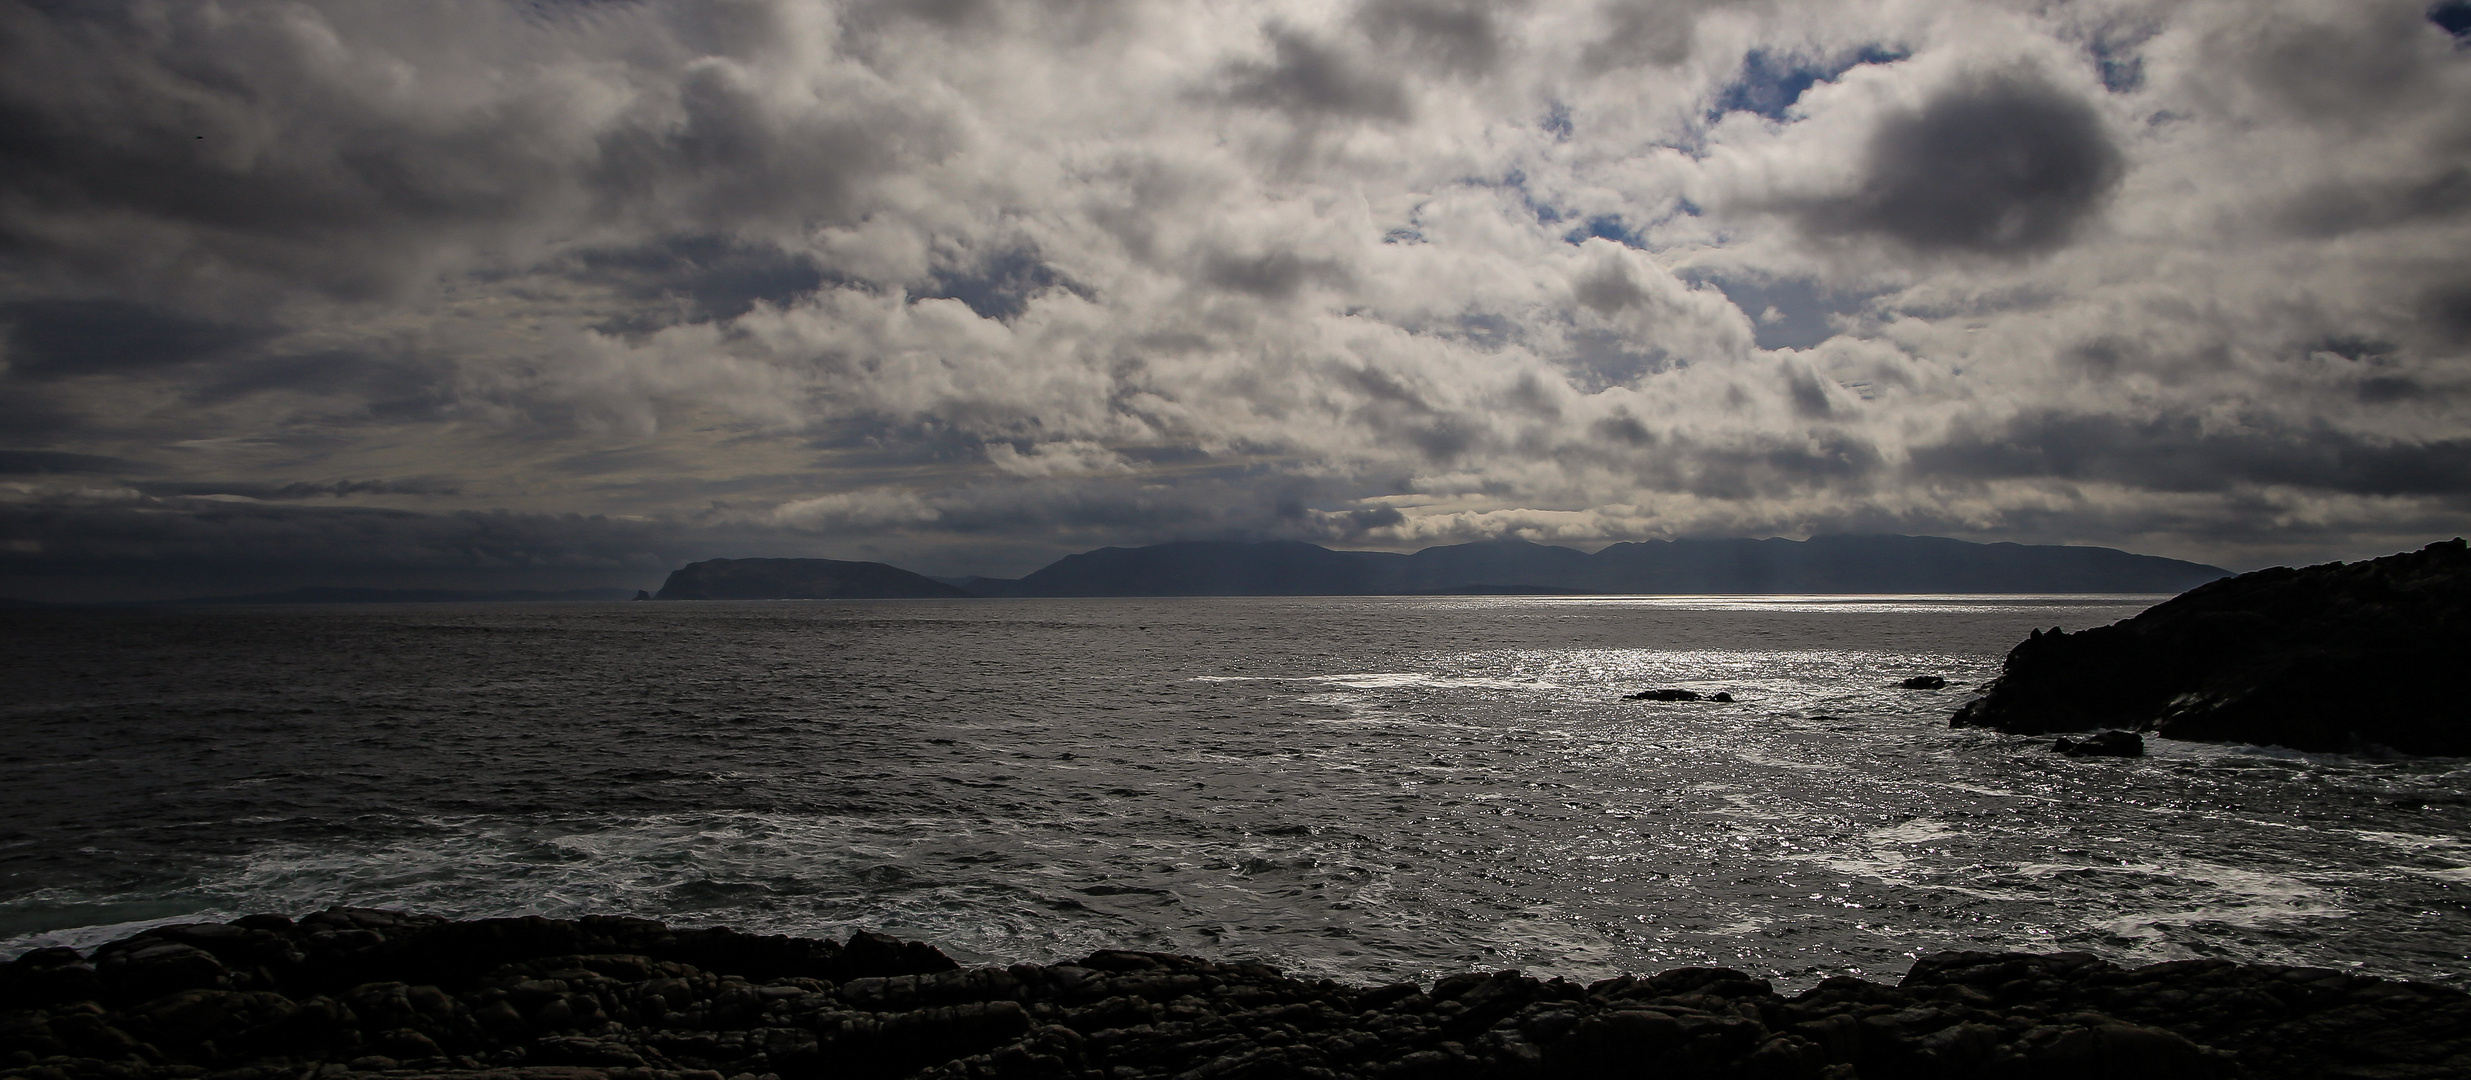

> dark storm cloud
[0,1,923,310]
[129,478,463,500]
[592,59,896,229]
[0,301,273,380]
[1355,0,1504,77]
[1590,409,1658,447]
[2423,282,2471,345]
[1571,261,1648,315]
[1554,420,1883,499]
[1220,26,1412,121]
[1911,413,2471,496]
[2355,376,2428,404]
[1782,365,1834,418]
[1202,249,1349,300]
[567,235,830,327]
[1802,72,2123,257]
[2217,2,2455,120]
[0,449,152,476]
[1582,0,1712,71]
[1607,430,1884,500]
[2278,167,2471,237]
[0,5,571,301]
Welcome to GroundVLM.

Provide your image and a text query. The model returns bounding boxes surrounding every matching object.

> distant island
[649,534,2229,600]
[652,556,970,600]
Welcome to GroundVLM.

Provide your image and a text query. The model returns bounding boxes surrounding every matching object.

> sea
[4,595,2468,991]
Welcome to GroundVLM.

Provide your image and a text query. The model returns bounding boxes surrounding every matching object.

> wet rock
[11,911,2470,1080]
[1622,689,1701,702]
[92,940,230,1005]
[1899,676,1949,690]
[1952,538,2471,753]
[2055,730,2145,758]
[1,948,105,1009]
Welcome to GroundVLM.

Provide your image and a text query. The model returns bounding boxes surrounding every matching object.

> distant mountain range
[952,535,2229,597]
[645,534,2227,600]
[4,535,2230,606]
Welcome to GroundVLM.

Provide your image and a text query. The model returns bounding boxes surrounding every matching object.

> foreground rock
[1951,538,2471,754]
[6,911,2469,1079]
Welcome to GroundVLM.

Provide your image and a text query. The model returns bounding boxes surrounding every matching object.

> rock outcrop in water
[7,910,2470,1080]
[654,560,969,601]
[2054,730,2144,758]
[1951,538,2471,754]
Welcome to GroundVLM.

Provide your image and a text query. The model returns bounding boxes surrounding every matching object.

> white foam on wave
[2084,858,2347,937]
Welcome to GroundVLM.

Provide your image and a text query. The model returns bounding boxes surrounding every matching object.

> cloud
[0,0,2464,598]
[1218,25,1414,122]
[1909,412,2471,498]
[1800,69,2124,257]
[1356,0,1506,78]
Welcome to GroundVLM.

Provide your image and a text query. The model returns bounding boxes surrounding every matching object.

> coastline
[5,910,2465,1079]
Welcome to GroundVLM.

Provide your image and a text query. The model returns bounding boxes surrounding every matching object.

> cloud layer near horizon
[3,0,2468,597]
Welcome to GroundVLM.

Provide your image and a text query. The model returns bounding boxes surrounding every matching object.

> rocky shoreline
[1951,538,2470,754]
[5,911,2468,1079]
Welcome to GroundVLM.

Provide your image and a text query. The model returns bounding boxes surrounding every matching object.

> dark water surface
[4,596,2467,989]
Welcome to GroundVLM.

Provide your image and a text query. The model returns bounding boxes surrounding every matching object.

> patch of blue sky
[1541,101,1573,141]
[1709,45,1905,122]
[2431,1,2471,41]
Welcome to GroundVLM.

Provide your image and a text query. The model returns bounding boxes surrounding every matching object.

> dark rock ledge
[6,910,2468,1080]
[1952,538,2471,754]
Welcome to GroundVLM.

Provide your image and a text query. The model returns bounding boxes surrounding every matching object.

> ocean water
[4,596,2467,991]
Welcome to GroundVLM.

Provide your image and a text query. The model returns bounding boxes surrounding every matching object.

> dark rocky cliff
[1951,538,2471,753]
[654,559,969,601]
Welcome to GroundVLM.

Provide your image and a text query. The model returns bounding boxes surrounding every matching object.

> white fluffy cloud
[1,0,2466,590]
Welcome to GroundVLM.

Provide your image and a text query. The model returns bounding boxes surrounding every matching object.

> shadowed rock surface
[6,911,2468,1080]
[2054,730,2144,758]
[654,560,969,601]
[1951,539,2471,754]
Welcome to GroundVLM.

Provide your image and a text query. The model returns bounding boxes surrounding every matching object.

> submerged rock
[1952,538,2471,754]
[1622,689,1701,701]
[4,911,2466,1080]
[1899,675,1949,690]
[2055,730,2145,757]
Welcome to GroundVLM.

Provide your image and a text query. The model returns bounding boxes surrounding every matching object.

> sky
[2,0,2468,600]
